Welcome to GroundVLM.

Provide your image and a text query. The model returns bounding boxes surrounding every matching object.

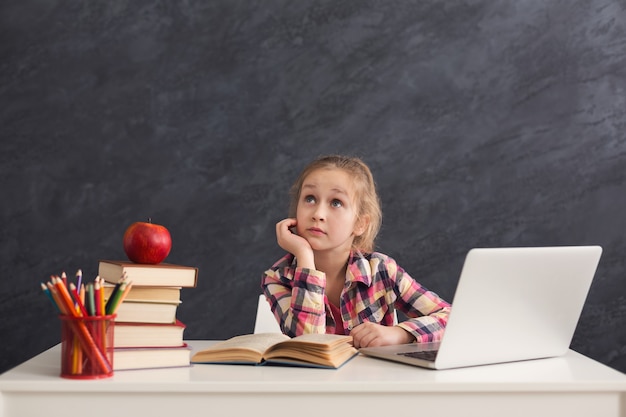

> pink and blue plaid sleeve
[261,257,327,337]
[389,259,451,343]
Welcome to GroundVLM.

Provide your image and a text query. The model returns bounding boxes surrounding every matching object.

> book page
[191,333,290,363]
[263,334,358,368]
[281,333,353,348]
[210,333,290,352]
[263,334,356,366]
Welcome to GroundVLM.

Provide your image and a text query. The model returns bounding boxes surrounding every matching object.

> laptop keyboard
[397,350,438,361]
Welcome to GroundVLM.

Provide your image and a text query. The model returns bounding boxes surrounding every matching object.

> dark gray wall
[2,0,625,374]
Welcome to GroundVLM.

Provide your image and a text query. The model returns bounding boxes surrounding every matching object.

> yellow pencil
[73,336,82,374]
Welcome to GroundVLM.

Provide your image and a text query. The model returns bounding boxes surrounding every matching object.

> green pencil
[105,281,126,315]
[86,283,96,316]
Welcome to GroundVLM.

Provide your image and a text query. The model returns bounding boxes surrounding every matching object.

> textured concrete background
[2,0,625,373]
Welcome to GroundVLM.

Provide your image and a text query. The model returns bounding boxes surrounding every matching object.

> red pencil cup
[59,314,116,379]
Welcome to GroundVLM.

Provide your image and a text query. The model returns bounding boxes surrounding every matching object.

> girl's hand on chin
[276,218,314,265]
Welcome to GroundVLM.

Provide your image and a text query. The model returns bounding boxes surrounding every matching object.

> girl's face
[295,168,365,254]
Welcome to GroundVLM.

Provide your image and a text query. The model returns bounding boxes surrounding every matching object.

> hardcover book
[99,260,198,287]
[112,300,180,324]
[113,320,186,348]
[103,283,181,303]
[113,344,191,371]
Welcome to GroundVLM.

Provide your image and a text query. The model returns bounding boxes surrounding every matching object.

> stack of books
[99,260,198,371]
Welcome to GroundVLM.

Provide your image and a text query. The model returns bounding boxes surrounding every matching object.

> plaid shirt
[261,251,450,343]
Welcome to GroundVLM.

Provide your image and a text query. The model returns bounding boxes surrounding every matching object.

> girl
[261,155,450,348]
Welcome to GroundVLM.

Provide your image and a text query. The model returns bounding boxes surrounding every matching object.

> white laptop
[359,246,602,370]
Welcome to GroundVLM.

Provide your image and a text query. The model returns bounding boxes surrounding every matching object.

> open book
[191,333,358,369]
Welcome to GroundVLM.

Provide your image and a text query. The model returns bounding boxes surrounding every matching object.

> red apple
[123,221,172,264]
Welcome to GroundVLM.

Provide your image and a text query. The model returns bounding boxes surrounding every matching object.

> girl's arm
[393,264,451,343]
[261,256,327,337]
[349,254,450,348]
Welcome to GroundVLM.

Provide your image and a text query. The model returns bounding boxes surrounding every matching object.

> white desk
[1,341,626,417]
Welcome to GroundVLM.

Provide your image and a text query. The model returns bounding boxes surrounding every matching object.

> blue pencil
[76,269,83,296]
[40,282,60,312]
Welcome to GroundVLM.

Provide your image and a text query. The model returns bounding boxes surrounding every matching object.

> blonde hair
[288,155,382,253]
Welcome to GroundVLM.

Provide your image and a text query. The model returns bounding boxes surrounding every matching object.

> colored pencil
[53,276,79,316]
[105,276,124,314]
[40,282,60,312]
[69,283,88,317]
[106,279,132,315]
[116,280,132,306]
[98,278,106,316]
[86,283,96,316]
[76,269,83,296]
[46,282,67,315]
[79,283,85,305]
[94,279,102,316]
